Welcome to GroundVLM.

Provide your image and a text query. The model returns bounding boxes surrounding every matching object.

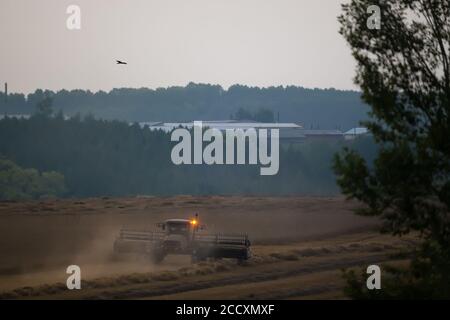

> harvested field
[0,196,415,299]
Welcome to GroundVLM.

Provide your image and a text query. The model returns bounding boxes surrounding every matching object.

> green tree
[254,108,275,123]
[36,96,53,117]
[0,158,66,200]
[334,0,450,298]
[234,107,253,121]
[40,171,66,197]
[232,107,275,122]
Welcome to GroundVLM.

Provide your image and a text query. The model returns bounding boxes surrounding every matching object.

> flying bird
[116,60,127,65]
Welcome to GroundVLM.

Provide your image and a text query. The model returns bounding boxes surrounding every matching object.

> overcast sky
[0,0,356,94]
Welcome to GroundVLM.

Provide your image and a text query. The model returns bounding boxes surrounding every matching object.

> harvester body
[114,218,251,263]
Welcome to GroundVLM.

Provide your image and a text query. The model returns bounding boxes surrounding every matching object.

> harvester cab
[159,214,202,236]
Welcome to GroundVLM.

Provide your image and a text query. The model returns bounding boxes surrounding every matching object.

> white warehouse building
[139,120,306,143]
[137,120,369,143]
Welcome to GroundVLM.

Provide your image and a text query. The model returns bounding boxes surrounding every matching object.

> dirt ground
[0,196,415,299]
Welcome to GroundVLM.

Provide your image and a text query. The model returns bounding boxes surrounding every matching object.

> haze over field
[0,0,354,94]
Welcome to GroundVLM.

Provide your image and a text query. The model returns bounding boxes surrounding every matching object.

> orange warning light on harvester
[190,219,198,226]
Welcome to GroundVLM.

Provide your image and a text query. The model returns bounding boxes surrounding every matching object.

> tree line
[0,157,65,200]
[0,83,368,130]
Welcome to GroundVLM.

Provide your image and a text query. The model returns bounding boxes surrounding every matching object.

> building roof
[302,129,343,136]
[344,127,369,135]
[142,121,303,132]
[139,121,163,127]
[0,114,31,120]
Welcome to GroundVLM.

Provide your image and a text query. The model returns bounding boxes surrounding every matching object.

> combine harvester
[114,215,251,263]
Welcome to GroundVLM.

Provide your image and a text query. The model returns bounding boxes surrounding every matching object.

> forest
[0,112,376,199]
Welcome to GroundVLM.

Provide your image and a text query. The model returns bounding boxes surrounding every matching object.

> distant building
[0,114,31,120]
[302,129,343,141]
[140,120,305,143]
[138,121,369,143]
[343,127,369,140]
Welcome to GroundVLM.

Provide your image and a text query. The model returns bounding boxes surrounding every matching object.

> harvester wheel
[191,253,206,264]
[150,250,166,264]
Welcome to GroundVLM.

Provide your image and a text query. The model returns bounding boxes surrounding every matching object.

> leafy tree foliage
[334,0,450,298]
[36,95,53,117]
[231,107,275,122]
[0,158,66,200]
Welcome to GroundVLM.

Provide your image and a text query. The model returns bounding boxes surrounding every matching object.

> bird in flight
[116,60,127,65]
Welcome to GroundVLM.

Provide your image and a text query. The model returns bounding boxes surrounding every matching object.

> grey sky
[0,0,356,94]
